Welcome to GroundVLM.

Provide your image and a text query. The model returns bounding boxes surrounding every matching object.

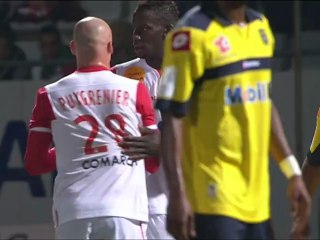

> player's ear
[69,40,76,56]
[107,41,113,55]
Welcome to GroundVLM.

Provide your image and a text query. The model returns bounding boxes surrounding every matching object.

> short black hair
[135,1,179,26]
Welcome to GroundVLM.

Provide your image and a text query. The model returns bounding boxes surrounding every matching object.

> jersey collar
[76,65,109,73]
[202,4,262,27]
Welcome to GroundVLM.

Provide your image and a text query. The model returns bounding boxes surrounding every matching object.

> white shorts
[147,214,174,239]
[55,217,147,239]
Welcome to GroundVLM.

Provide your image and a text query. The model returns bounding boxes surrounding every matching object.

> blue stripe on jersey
[198,58,272,82]
[307,147,320,166]
[156,99,188,118]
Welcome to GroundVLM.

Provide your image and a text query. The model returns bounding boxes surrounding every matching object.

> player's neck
[145,56,162,70]
[77,59,110,70]
[220,6,246,24]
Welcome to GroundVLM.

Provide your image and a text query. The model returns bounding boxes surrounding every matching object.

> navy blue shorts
[194,214,274,240]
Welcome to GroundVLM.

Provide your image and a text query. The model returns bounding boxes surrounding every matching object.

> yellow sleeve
[156,27,205,117]
[307,109,320,165]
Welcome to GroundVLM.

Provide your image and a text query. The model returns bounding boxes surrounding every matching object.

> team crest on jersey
[172,31,190,51]
[259,29,268,45]
[123,66,145,82]
[214,35,231,54]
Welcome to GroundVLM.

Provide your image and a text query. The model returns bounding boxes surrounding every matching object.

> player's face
[132,10,166,59]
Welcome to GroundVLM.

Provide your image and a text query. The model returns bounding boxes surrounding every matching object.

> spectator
[110,20,135,66]
[10,1,87,24]
[0,24,31,80]
[11,0,58,23]
[50,1,88,23]
[38,23,75,81]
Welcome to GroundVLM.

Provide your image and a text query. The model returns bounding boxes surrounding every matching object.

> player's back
[44,66,155,226]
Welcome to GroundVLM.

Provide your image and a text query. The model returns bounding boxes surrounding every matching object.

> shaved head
[70,17,113,68]
[73,17,112,48]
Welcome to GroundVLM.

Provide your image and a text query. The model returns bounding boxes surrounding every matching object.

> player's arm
[270,102,310,238]
[24,87,57,176]
[156,28,204,239]
[302,160,320,197]
[134,82,160,173]
[302,109,320,196]
[157,27,204,198]
[270,102,295,164]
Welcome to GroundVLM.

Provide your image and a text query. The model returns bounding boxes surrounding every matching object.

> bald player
[25,17,157,239]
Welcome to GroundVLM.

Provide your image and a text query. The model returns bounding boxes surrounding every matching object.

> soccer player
[156,1,311,239]
[24,17,157,239]
[302,111,320,196]
[113,1,179,239]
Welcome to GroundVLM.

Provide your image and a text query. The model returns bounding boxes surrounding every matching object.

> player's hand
[287,175,311,239]
[118,127,160,160]
[167,193,196,240]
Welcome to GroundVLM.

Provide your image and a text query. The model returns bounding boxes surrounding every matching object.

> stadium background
[0,1,320,239]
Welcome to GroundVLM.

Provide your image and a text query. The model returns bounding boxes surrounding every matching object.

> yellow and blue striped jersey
[156,5,274,223]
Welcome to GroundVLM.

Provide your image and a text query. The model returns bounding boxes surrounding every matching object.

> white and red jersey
[113,58,161,122]
[113,58,168,215]
[27,66,156,225]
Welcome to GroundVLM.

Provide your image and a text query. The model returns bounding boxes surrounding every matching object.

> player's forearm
[270,103,303,179]
[270,103,292,163]
[302,158,320,197]
[161,113,186,196]
[25,131,56,176]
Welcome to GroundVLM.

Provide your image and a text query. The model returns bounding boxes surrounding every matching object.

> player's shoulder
[111,71,141,87]
[44,72,78,92]
[245,8,269,26]
[175,5,212,32]
[176,5,266,30]
[113,58,156,81]
[246,8,265,21]
[169,5,213,48]
[113,58,147,70]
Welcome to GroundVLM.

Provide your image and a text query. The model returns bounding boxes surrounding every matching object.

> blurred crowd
[0,0,319,81]
[0,0,136,81]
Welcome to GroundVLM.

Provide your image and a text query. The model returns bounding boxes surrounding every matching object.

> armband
[279,155,302,179]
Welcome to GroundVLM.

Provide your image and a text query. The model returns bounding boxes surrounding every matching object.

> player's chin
[134,48,147,59]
